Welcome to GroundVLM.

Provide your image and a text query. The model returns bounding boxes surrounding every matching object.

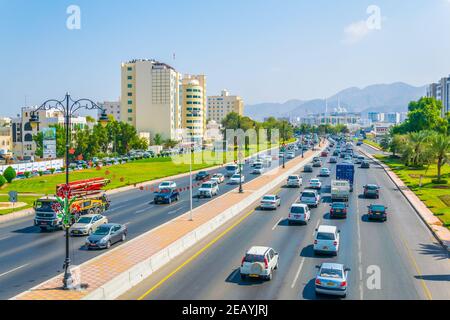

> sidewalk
[13,147,320,300]
[360,149,450,251]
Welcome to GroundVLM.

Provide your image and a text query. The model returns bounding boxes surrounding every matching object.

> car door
[111,226,121,243]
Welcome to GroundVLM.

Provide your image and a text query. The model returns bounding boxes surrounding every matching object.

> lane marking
[135,207,154,214]
[291,257,305,289]
[137,208,256,300]
[272,217,283,231]
[0,234,12,241]
[168,208,183,215]
[0,264,30,278]
[313,219,321,236]
[356,194,364,300]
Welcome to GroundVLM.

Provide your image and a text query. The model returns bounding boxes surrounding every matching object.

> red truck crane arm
[56,177,110,198]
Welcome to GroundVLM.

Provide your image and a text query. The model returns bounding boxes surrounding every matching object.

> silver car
[85,223,127,250]
[70,214,108,236]
[315,263,350,297]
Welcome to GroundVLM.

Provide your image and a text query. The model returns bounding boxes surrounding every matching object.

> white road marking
[0,234,12,241]
[0,264,29,278]
[356,189,364,300]
[168,208,183,215]
[291,257,306,288]
[135,206,154,214]
[272,217,283,230]
[313,218,321,236]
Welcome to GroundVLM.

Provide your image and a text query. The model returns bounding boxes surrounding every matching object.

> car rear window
[291,206,305,214]
[320,268,342,278]
[317,232,335,240]
[332,203,346,209]
[201,183,213,188]
[288,176,299,180]
[244,254,265,263]
[262,196,275,201]
[371,205,385,211]
[366,185,378,190]
[302,192,316,198]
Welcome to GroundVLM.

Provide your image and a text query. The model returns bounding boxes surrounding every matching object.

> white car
[300,189,320,207]
[288,203,311,225]
[287,175,303,188]
[198,181,219,198]
[211,173,225,183]
[240,246,279,280]
[158,181,176,189]
[319,167,331,177]
[260,194,281,210]
[286,151,295,159]
[252,163,264,174]
[315,263,349,297]
[314,225,340,256]
[229,174,244,184]
[309,178,322,190]
[70,214,108,236]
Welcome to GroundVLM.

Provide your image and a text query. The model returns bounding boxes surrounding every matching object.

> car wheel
[121,233,126,242]
[106,241,111,249]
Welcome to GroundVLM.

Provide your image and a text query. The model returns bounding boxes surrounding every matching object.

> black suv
[195,171,210,181]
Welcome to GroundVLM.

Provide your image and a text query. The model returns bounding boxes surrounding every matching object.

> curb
[359,148,450,252]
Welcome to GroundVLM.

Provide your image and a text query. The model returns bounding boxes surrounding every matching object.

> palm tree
[428,133,450,181]
[406,131,431,167]
[153,133,163,146]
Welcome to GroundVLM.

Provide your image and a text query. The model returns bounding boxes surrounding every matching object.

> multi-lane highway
[122,144,450,300]
[0,146,302,299]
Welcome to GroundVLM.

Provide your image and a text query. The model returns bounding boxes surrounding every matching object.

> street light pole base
[63,271,74,290]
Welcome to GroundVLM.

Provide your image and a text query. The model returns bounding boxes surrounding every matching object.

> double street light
[29,93,109,290]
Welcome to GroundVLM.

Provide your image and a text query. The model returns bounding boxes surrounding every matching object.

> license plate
[335,210,342,213]
[327,282,335,287]
[40,222,47,225]
[323,246,328,250]
[294,215,301,219]
[73,230,80,234]
[249,274,259,278]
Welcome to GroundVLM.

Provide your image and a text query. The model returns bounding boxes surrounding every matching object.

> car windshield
[201,183,213,188]
[226,165,237,171]
[332,203,346,209]
[160,182,171,186]
[232,174,240,179]
[93,225,111,235]
[317,232,335,240]
[310,179,319,183]
[34,201,55,212]
[262,196,275,201]
[371,205,385,211]
[320,268,343,278]
[198,171,207,175]
[77,217,93,224]
[244,254,265,263]
[291,206,305,214]
[302,192,316,198]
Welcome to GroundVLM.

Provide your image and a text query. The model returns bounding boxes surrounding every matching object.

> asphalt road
[0,144,303,299]
[122,144,450,300]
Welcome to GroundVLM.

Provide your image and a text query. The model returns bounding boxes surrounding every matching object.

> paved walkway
[13,148,319,300]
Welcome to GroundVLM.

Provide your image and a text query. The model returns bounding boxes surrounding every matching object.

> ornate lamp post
[29,93,109,290]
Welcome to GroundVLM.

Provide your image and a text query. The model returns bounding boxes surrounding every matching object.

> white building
[427,75,450,117]
[207,90,244,124]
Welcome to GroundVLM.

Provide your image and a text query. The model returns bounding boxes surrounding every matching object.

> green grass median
[374,154,450,229]
[363,139,382,150]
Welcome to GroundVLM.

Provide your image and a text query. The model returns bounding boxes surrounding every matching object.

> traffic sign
[8,191,18,203]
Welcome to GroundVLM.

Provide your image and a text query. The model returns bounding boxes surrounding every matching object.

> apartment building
[207,90,244,124]
[98,101,121,121]
[12,107,87,159]
[121,59,182,141]
[427,75,450,117]
[181,75,206,142]
[300,112,361,126]
[384,112,401,124]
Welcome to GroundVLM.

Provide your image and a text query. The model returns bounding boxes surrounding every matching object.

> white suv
[288,203,311,225]
[198,181,219,198]
[300,189,320,207]
[314,225,340,256]
[240,246,279,281]
[287,175,303,188]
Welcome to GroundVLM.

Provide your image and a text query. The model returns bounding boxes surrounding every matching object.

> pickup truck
[331,180,351,202]
[154,188,180,204]
[198,181,219,198]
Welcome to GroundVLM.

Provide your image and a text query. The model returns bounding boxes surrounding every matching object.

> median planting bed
[374,155,450,228]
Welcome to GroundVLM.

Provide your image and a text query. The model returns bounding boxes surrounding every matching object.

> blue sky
[0,0,449,116]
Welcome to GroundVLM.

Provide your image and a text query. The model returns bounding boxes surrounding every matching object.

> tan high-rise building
[181,75,206,142]
[121,59,182,141]
[207,89,244,124]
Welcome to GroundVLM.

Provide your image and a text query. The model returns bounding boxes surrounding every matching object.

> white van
[314,225,340,256]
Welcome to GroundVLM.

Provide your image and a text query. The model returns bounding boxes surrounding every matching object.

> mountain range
[244,82,427,121]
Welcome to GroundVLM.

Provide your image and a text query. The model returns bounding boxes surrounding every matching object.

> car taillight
[333,241,338,246]
[315,279,321,285]
[340,281,347,287]
[264,258,269,269]
[241,257,245,267]
[330,209,334,214]
[314,240,317,244]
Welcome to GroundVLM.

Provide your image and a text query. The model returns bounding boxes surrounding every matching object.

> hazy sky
[1,0,449,116]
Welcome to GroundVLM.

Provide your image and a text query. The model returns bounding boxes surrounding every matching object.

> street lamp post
[29,93,109,290]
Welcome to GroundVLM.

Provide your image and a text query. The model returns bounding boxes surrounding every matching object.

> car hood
[198,188,212,192]
[71,223,89,229]
[155,193,171,198]
[87,234,109,242]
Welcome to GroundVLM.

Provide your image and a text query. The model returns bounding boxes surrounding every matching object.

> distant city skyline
[1,0,450,116]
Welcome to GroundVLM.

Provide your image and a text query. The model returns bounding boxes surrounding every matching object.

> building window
[128,100,132,105]
[128,117,132,122]
[127,76,132,80]
[24,122,32,131]
[127,67,132,71]
[127,92,132,97]
[127,84,132,88]
[24,133,33,142]
[128,109,133,113]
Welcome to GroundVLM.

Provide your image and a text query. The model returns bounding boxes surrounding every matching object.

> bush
[431,179,448,185]
[38,171,43,176]
[24,171,30,178]
[0,175,6,187]
[50,168,55,174]
[3,166,16,183]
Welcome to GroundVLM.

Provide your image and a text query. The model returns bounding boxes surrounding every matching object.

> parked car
[308,178,322,190]
[367,204,388,221]
[288,203,311,225]
[319,167,331,177]
[314,225,340,256]
[211,173,225,184]
[70,214,108,236]
[85,223,127,250]
[240,246,279,281]
[315,263,349,298]
[158,181,177,189]
[229,174,244,184]
[303,164,313,172]
[286,175,302,188]
[195,171,211,181]
[329,202,348,219]
[361,161,370,168]
[260,194,281,210]
[300,189,320,208]
[363,184,380,199]
[154,188,180,204]
[198,181,219,198]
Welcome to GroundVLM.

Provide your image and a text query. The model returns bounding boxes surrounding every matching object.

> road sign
[8,191,18,203]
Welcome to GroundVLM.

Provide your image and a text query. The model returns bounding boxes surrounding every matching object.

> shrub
[0,175,6,187]
[38,171,43,176]
[50,168,55,174]
[3,166,16,183]
[432,179,448,185]
[24,171,30,178]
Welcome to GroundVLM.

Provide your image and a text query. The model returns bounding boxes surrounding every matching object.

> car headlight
[99,238,107,244]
